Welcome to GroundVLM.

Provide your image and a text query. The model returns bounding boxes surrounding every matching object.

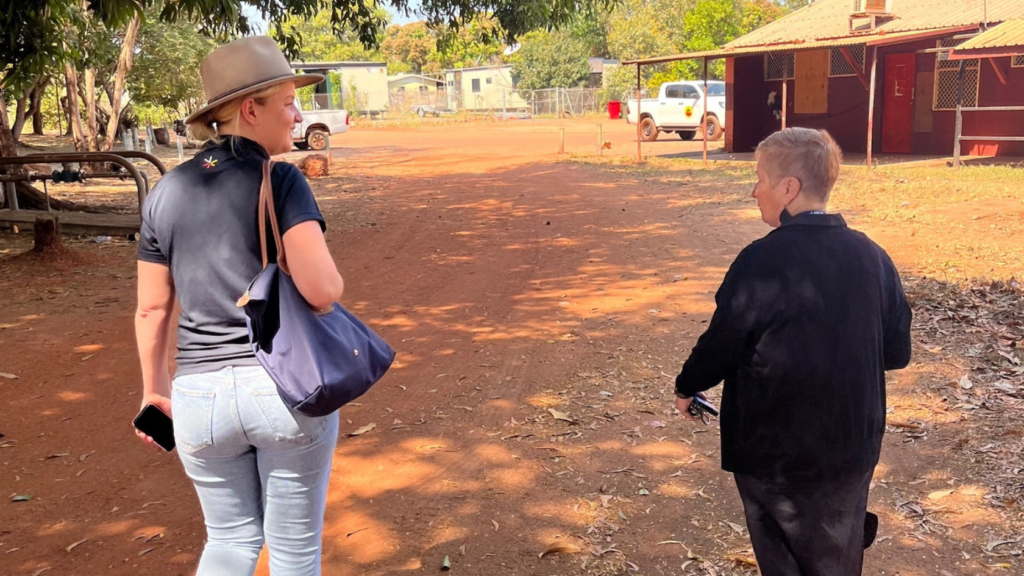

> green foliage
[605,0,680,64]
[602,63,641,102]
[381,21,436,73]
[278,8,386,62]
[775,0,810,11]
[605,0,786,91]
[130,5,217,116]
[380,15,506,74]
[511,30,591,91]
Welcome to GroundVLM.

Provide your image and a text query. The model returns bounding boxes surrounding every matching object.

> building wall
[444,67,528,112]
[337,65,389,112]
[389,78,441,93]
[726,39,1024,157]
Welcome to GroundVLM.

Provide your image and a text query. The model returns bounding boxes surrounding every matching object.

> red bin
[608,100,622,120]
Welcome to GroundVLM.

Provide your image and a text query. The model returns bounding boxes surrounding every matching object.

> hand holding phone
[133,403,175,452]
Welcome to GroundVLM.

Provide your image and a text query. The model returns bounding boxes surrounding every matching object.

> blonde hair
[187,84,285,142]
[755,128,843,202]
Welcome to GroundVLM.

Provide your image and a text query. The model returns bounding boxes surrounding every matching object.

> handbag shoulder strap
[258,159,290,274]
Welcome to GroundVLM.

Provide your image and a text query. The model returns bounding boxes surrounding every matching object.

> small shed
[387,73,444,93]
[291,61,389,115]
[443,65,529,112]
[625,0,1024,163]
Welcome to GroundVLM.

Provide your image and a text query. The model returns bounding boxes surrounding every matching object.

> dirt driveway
[1,119,1020,575]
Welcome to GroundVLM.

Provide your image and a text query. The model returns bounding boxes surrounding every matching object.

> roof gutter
[622,25,978,66]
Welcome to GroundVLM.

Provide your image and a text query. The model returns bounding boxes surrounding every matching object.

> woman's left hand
[135,394,173,451]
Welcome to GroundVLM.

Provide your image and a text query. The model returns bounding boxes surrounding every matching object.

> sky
[391,1,422,25]
[247,1,422,33]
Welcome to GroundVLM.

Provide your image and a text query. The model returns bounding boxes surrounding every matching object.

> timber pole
[866,46,878,168]
[703,57,709,168]
[781,78,788,130]
[636,64,642,163]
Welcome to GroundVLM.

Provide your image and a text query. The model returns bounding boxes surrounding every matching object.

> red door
[881,53,916,154]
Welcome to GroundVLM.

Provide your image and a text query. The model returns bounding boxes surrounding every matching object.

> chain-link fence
[388,89,449,115]
[523,87,603,117]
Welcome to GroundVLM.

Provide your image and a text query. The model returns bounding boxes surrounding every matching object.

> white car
[292,100,348,151]
[625,80,726,142]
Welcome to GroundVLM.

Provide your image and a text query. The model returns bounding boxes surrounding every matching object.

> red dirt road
[0,120,1012,575]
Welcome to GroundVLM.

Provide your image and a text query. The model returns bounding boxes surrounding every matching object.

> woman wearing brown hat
[133,36,344,575]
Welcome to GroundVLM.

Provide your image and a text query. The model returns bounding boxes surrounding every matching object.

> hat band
[204,73,306,108]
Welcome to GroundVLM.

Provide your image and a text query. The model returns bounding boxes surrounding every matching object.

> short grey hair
[755,128,842,202]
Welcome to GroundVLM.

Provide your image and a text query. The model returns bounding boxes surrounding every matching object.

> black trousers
[734,469,874,576]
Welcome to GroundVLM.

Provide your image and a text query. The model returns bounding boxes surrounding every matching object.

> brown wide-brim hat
[184,36,324,125]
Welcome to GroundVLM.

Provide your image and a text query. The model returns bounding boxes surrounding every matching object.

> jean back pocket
[171,384,216,453]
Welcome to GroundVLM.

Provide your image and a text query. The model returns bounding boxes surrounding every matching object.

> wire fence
[523,88,603,117]
[388,90,449,115]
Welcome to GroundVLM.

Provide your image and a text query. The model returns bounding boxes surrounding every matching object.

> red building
[628,0,1024,161]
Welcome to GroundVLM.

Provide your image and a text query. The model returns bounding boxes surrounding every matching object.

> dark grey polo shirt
[139,136,325,377]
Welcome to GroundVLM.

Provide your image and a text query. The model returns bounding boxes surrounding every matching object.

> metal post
[781,79,788,130]
[954,105,963,168]
[502,88,507,119]
[866,47,878,168]
[954,60,966,168]
[598,123,604,157]
[176,133,184,162]
[703,57,709,168]
[124,130,134,151]
[559,127,565,154]
[636,64,642,162]
[132,128,140,151]
[145,130,153,155]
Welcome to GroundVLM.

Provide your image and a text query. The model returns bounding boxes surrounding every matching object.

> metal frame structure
[0,151,167,235]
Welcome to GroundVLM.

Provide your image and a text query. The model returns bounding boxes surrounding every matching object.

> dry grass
[574,155,1024,283]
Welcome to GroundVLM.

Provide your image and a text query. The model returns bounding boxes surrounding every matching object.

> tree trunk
[0,90,15,210]
[33,215,66,254]
[64,64,87,152]
[32,110,45,135]
[16,181,112,213]
[12,95,31,142]
[61,96,73,137]
[84,67,99,151]
[29,81,48,136]
[102,14,141,151]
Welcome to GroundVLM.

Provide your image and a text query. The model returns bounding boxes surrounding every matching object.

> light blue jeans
[172,366,338,576]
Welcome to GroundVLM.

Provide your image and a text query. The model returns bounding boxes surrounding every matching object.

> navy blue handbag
[238,160,395,417]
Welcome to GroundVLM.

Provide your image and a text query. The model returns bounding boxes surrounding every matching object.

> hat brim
[184,73,325,125]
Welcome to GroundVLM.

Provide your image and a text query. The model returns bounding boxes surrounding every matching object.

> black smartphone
[692,396,720,417]
[133,404,175,452]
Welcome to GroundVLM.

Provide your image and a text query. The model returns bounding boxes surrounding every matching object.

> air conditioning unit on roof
[852,0,892,15]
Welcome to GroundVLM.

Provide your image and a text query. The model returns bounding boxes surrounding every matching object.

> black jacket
[676,211,912,482]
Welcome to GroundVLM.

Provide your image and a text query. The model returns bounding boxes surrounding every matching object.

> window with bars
[765,52,795,81]
[933,38,979,110]
[1013,54,1024,68]
[829,46,865,77]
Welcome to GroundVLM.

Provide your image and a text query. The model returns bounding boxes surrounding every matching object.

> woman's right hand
[135,394,173,451]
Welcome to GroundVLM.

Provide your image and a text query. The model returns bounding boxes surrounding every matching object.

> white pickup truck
[625,80,725,142]
[292,101,348,151]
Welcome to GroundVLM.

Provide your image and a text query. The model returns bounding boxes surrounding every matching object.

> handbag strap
[258,159,290,274]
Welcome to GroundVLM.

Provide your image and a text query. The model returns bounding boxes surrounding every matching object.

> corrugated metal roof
[623,27,969,66]
[951,19,1024,54]
[728,0,1024,49]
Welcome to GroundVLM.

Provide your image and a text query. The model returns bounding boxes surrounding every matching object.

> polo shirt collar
[779,209,846,227]
[200,135,270,161]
